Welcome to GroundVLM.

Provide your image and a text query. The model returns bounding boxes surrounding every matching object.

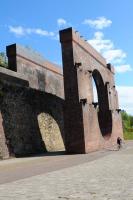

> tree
[121,111,133,139]
[0,52,8,68]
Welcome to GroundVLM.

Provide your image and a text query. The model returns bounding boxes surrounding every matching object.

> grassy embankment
[121,111,133,140]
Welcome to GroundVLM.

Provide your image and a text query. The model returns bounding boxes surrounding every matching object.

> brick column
[60,28,86,153]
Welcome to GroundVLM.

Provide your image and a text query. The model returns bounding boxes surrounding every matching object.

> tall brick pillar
[60,28,88,153]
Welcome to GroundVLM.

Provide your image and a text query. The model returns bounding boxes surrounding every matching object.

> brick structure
[0,45,65,158]
[0,27,123,159]
[60,28,123,153]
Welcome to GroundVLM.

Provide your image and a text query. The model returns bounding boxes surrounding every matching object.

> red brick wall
[60,27,123,153]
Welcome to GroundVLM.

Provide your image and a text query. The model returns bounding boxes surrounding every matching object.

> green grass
[121,111,133,140]
[124,131,133,140]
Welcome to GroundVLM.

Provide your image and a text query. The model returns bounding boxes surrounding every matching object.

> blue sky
[0,0,133,114]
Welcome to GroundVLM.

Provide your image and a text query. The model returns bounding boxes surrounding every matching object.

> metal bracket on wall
[75,62,82,68]
[92,102,99,109]
[80,98,87,105]
[116,109,121,113]
[105,81,109,85]
[107,63,111,71]
[87,70,92,77]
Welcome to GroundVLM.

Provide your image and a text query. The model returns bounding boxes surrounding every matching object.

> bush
[0,52,8,68]
[121,111,133,140]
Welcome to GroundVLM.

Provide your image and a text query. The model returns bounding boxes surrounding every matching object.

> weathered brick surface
[0,79,64,158]
[60,27,123,153]
[0,27,123,157]
[7,44,64,98]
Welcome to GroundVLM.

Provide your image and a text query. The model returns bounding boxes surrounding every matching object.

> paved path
[0,141,132,200]
[0,147,115,185]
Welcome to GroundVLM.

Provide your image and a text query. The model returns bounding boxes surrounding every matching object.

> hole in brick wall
[92,78,98,109]
[37,113,65,152]
[92,70,112,139]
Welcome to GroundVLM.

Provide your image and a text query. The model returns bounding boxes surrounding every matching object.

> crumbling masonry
[0,28,123,159]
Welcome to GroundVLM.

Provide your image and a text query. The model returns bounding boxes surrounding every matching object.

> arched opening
[92,70,112,139]
[37,113,65,152]
[92,78,98,110]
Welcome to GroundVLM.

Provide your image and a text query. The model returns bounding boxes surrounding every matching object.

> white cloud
[88,31,130,69]
[115,65,132,73]
[93,84,133,115]
[83,17,112,29]
[9,26,25,36]
[53,34,59,41]
[89,31,114,52]
[86,17,130,70]
[33,29,54,36]
[9,25,55,38]
[117,86,133,115]
[57,18,67,27]
[103,49,126,63]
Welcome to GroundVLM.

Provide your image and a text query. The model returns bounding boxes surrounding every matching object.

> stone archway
[60,27,123,153]
[92,69,112,139]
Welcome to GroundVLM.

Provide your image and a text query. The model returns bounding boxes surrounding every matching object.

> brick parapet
[60,27,115,74]
[6,44,64,98]
[7,44,63,76]
[0,67,29,87]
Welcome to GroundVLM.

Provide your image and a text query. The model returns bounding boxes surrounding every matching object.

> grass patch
[124,131,133,140]
[121,111,133,140]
